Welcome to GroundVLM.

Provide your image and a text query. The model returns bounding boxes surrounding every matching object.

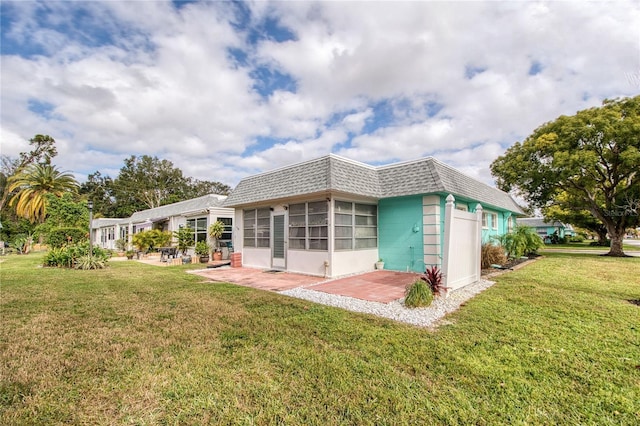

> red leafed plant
[420,266,446,296]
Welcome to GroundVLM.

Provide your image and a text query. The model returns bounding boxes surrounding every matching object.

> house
[516,217,575,243]
[91,194,234,256]
[224,154,523,283]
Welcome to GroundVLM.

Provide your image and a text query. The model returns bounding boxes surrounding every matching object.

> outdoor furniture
[159,247,177,262]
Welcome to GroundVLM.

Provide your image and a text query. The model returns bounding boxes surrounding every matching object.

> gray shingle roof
[129,194,228,223]
[517,217,565,228]
[224,154,523,213]
[91,218,127,228]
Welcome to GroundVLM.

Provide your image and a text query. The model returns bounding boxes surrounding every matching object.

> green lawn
[1,253,638,425]
[541,241,639,251]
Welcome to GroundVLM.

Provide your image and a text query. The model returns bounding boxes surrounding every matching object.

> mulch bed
[482,254,541,276]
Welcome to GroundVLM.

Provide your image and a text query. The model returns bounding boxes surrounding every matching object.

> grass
[541,241,638,251]
[1,253,639,424]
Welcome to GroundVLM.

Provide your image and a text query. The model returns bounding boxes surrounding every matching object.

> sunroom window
[243,208,270,248]
[334,201,377,250]
[288,201,328,250]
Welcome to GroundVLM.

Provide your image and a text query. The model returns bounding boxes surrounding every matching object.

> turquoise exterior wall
[379,194,518,273]
[378,196,425,273]
[468,204,512,243]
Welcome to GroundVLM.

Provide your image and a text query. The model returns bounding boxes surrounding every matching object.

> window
[491,213,498,230]
[334,201,353,250]
[186,217,208,243]
[243,208,270,248]
[482,212,488,229]
[507,216,514,232]
[288,203,307,249]
[334,201,377,250]
[218,217,233,246]
[119,227,128,240]
[288,201,328,250]
[455,204,468,211]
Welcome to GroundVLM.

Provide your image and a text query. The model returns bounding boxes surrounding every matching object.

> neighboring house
[91,194,234,256]
[517,217,575,243]
[224,154,523,281]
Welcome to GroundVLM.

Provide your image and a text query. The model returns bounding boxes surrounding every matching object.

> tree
[85,155,232,218]
[113,155,188,211]
[184,178,231,198]
[78,171,117,216]
[1,134,58,213]
[34,193,89,240]
[8,164,79,223]
[491,96,640,256]
[542,191,608,243]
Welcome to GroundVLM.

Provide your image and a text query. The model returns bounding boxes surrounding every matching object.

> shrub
[481,243,507,269]
[195,241,210,256]
[75,255,106,270]
[43,242,110,269]
[43,247,74,268]
[404,279,433,308]
[421,265,446,296]
[494,225,544,258]
[173,226,195,255]
[46,227,88,248]
[115,238,127,251]
[132,229,172,252]
[569,236,584,243]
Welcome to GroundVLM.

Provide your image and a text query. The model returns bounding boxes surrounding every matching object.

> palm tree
[8,164,78,223]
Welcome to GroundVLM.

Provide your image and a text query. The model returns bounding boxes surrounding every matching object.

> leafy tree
[184,178,231,199]
[113,155,187,211]
[542,191,608,243]
[81,155,231,218]
[78,171,117,217]
[491,96,640,256]
[34,193,89,240]
[18,134,57,166]
[8,163,79,223]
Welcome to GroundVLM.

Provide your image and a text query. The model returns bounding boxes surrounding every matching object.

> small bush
[481,243,507,269]
[115,238,127,251]
[43,242,110,269]
[569,236,584,243]
[132,229,172,253]
[421,266,446,296]
[404,279,433,308]
[494,225,544,258]
[75,255,106,270]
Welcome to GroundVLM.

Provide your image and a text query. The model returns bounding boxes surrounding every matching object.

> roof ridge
[375,156,435,170]
[328,153,377,170]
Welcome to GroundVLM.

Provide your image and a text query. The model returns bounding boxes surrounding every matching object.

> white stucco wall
[241,247,271,269]
[287,250,329,276]
[330,249,379,277]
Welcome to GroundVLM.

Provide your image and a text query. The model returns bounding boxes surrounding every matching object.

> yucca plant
[75,255,106,270]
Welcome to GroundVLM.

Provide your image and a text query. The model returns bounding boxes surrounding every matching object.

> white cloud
[1,0,639,190]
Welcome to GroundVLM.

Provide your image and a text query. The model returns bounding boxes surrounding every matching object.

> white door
[272,214,286,269]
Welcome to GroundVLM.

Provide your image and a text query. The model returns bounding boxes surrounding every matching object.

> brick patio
[191,267,419,303]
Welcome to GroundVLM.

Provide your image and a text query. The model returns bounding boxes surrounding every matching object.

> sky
[1,0,639,189]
